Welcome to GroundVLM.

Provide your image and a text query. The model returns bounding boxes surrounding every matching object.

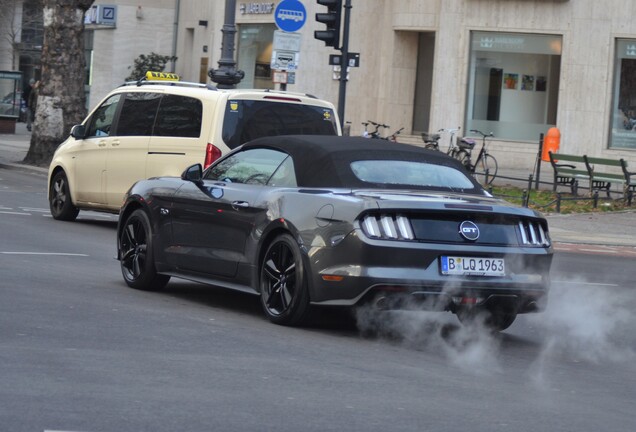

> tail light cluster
[204,143,222,168]
[360,214,415,240]
[518,220,550,246]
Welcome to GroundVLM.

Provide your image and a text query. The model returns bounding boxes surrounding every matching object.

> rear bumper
[306,231,552,313]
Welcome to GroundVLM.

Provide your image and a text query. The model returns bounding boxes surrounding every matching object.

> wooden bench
[584,155,636,200]
[548,152,588,195]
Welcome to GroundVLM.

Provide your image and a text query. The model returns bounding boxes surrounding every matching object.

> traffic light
[314,0,342,49]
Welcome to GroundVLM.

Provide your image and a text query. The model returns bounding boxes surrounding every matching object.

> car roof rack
[120,78,217,91]
[262,88,317,99]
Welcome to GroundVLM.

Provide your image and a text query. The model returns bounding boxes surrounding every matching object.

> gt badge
[459,221,479,241]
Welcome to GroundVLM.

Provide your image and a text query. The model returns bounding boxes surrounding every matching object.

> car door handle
[231,200,249,210]
[111,140,120,147]
[98,140,107,147]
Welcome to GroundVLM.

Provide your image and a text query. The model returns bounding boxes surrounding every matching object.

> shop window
[610,39,636,150]
[237,24,276,90]
[465,32,561,141]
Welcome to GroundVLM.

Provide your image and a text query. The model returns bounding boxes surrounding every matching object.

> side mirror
[70,124,86,139]
[181,164,203,183]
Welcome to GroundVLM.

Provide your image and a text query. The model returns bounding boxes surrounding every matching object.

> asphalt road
[1,167,635,432]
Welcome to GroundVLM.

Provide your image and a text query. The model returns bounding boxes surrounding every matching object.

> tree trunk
[24,0,94,166]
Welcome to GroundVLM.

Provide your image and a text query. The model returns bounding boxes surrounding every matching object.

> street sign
[272,70,288,84]
[273,30,302,52]
[329,52,360,67]
[274,0,307,32]
[271,50,299,71]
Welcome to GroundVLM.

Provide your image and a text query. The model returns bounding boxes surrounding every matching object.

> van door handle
[98,140,107,147]
[111,140,120,147]
[231,200,249,210]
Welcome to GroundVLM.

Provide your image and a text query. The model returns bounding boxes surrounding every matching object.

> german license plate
[441,256,505,277]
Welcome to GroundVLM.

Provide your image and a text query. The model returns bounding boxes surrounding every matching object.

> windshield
[222,100,338,149]
[350,160,477,190]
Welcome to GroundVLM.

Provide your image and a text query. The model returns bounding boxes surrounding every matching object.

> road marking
[20,207,49,213]
[552,279,619,287]
[0,210,31,215]
[1,252,89,257]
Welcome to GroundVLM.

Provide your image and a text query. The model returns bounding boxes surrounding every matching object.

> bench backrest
[549,152,585,166]
[584,156,622,167]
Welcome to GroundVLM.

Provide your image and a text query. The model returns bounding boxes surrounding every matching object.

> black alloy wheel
[260,233,310,326]
[49,171,79,221]
[119,209,170,291]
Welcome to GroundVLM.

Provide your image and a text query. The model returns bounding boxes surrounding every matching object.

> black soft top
[241,135,478,189]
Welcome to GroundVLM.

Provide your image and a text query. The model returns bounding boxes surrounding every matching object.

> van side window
[117,92,162,136]
[86,94,121,138]
[154,95,202,138]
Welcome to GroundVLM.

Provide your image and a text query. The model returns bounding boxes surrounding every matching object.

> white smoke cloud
[355,279,635,378]
[526,279,635,385]
[355,307,503,375]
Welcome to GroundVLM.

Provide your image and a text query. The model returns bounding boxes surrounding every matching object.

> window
[268,156,297,187]
[222,100,338,149]
[466,32,561,141]
[205,148,289,184]
[237,24,276,90]
[350,160,476,190]
[116,92,161,136]
[610,39,636,150]
[86,94,121,137]
[154,94,202,138]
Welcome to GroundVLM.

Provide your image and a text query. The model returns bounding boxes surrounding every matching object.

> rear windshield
[350,160,477,190]
[222,100,338,149]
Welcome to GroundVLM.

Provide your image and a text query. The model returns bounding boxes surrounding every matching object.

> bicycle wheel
[473,154,498,185]
[454,149,471,168]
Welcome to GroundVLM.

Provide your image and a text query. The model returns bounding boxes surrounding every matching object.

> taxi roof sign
[145,71,180,81]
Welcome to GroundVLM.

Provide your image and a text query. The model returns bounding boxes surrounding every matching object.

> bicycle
[422,127,464,159]
[386,126,404,142]
[362,120,390,139]
[457,129,498,185]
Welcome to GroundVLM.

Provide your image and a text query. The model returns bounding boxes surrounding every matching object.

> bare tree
[24,0,94,165]
[0,0,22,69]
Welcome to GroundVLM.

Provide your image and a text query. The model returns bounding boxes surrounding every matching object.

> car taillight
[204,143,222,168]
[518,220,550,247]
[361,214,414,240]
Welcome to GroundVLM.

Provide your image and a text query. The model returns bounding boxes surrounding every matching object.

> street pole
[208,0,244,89]
[337,0,352,128]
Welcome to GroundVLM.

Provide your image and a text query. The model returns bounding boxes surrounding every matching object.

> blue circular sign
[274,0,306,32]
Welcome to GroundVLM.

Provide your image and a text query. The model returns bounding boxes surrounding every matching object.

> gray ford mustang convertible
[117,135,552,331]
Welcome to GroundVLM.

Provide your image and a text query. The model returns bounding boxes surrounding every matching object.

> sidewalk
[1,123,635,248]
[0,122,47,174]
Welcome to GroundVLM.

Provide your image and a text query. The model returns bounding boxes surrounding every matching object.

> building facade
[9,0,636,171]
[85,0,178,107]
[173,0,636,171]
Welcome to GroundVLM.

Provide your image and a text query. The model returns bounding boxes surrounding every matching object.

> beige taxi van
[47,72,341,221]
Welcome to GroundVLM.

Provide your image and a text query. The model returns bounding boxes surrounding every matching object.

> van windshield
[222,99,338,149]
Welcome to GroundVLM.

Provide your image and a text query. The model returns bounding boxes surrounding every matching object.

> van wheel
[49,171,79,221]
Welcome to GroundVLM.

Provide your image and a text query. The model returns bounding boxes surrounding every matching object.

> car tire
[49,171,79,221]
[456,306,517,332]
[259,233,310,326]
[119,209,170,291]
